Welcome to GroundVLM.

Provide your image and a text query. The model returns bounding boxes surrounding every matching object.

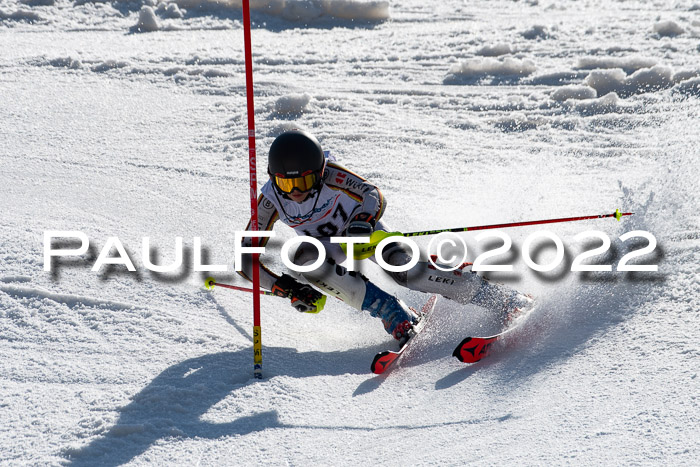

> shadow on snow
[62,345,370,466]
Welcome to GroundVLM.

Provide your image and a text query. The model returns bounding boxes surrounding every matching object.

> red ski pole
[205,277,276,296]
[204,277,327,312]
[403,209,633,237]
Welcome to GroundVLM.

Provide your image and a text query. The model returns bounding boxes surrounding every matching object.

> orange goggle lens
[273,172,320,194]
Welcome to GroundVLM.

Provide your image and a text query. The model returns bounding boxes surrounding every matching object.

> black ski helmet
[268,130,325,194]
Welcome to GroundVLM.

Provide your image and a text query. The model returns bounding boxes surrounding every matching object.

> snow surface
[1,0,699,465]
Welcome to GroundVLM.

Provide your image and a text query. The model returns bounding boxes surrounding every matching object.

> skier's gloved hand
[345,212,375,237]
[271,274,324,313]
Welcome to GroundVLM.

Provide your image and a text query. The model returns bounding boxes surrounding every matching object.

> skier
[239,129,533,345]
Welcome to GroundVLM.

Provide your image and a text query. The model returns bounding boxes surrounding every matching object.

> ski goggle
[272,170,321,194]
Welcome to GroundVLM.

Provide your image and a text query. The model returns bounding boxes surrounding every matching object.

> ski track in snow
[1,0,699,465]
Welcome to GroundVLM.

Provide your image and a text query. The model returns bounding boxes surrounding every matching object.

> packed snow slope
[1,0,699,465]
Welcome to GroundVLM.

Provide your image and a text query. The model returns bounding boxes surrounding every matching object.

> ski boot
[362,281,420,346]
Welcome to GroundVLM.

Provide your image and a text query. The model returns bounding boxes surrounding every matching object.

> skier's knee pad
[378,242,414,286]
[300,259,367,310]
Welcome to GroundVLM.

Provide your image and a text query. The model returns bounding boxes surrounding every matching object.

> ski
[370,294,439,374]
[452,305,537,364]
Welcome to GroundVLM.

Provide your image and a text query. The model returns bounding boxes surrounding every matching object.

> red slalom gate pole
[241,0,263,380]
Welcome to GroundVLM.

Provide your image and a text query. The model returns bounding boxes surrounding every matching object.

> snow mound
[551,85,597,101]
[584,65,673,98]
[0,9,43,22]
[48,57,83,69]
[522,25,551,40]
[575,56,657,74]
[273,93,312,115]
[567,92,623,115]
[91,60,131,72]
[653,20,685,37]
[133,6,160,33]
[672,69,700,83]
[445,57,536,83]
[156,2,184,19]
[475,43,514,57]
[625,65,674,94]
[673,77,700,97]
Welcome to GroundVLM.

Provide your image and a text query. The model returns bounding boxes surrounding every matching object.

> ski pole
[205,277,277,296]
[344,209,633,260]
[204,277,327,313]
[403,208,632,237]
